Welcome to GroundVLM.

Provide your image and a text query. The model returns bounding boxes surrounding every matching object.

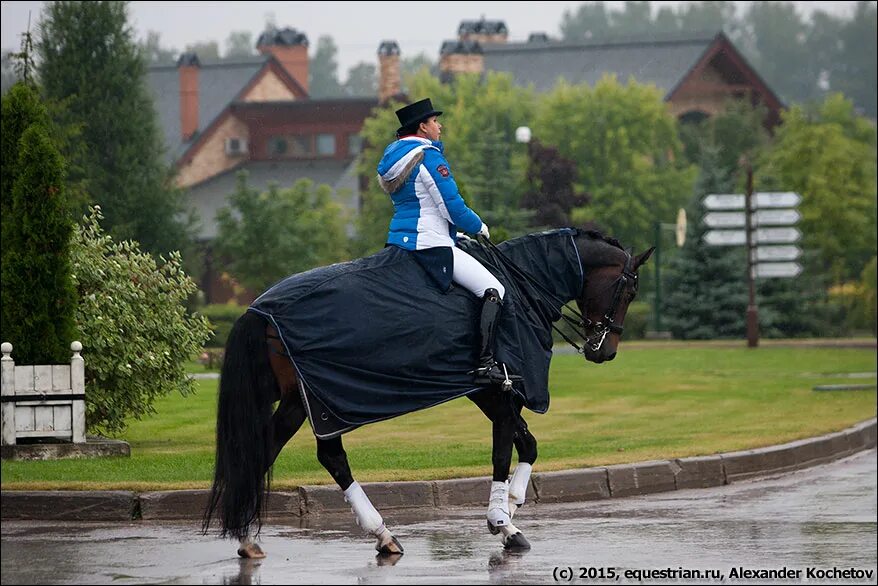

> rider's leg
[450,247,514,384]
[316,437,403,554]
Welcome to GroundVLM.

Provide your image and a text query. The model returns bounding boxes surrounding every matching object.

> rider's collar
[399,136,444,152]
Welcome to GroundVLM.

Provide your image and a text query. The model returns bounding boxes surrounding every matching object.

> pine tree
[1,82,77,363]
[36,1,189,255]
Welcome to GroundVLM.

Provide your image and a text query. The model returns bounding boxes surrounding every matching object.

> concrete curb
[2,417,875,522]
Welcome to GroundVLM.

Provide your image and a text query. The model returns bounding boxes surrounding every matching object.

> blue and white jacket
[377,137,483,250]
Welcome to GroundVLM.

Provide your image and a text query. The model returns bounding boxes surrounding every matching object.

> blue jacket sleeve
[420,149,483,235]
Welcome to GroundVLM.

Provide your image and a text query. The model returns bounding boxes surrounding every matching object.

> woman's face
[419,116,442,141]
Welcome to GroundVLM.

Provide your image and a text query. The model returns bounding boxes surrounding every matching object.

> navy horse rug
[249,229,583,438]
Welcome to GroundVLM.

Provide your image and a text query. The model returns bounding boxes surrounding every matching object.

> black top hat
[395,98,442,135]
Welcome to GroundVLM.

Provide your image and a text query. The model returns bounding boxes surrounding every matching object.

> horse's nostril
[606,352,617,361]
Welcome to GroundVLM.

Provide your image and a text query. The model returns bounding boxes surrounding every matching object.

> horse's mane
[578,229,624,252]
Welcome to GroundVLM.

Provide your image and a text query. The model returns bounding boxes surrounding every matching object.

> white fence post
[1,343,16,445]
[70,341,86,443]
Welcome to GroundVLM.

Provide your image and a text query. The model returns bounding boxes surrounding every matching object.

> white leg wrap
[344,481,385,536]
[487,480,511,526]
[508,462,532,506]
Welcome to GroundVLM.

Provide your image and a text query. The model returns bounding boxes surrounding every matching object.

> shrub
[70,206,212,434]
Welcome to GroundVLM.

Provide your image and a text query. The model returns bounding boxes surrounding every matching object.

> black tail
[202,311,278,540]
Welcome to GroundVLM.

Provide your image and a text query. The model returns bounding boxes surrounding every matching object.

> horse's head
[573,231,654,363]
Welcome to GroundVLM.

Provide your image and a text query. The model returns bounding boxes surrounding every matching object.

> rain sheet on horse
[249,229,583,438]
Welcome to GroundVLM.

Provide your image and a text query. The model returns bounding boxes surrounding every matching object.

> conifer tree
[1,82,77,362]
[36,0,189,255]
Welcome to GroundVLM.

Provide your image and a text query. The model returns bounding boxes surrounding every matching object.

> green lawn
[2,345,875,491]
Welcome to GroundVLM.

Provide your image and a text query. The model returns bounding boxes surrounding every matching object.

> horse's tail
[202,310,277,540]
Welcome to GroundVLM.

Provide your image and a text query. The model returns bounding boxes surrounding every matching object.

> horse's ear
[633,247,656,270]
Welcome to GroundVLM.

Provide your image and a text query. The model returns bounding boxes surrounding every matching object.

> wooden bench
[1,341,85,445]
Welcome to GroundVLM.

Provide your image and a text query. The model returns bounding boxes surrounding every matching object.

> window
[268,136,287,155]
[348,134,363,155]
[316,133,336,156]
[289,135,311,156]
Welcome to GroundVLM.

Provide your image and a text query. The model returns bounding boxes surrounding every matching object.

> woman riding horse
[202,224,653,558]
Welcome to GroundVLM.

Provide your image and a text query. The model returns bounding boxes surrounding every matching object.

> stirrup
[471,361,522,391]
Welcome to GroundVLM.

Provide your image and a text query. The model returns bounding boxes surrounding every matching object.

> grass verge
[2,344,875,491]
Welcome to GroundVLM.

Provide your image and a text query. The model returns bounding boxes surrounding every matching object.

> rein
[476,234,634,354]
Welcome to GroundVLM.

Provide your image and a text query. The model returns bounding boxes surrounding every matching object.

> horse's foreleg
[469,389,532,549]
[487,400,516,530]
[316,437,404,555]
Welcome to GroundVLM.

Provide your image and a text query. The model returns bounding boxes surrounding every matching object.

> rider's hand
[456,232,472,242]
[477,223,490,239]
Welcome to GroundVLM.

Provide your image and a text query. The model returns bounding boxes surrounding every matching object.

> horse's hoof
[237,542,266,559]
[486,519,501,535]
[503,532,531,551]
[376,552,403,566]
[377,535,404,555]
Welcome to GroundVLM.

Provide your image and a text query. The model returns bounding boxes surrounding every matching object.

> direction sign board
[703,230,746,246]
[703,194,746,210]
[755,227,801,244]
[703,192,801,210]
[754,192,801,208]
[752,245,802,262]
[753,262,803,278]
[754,209,801,225]
[704,212,746,228]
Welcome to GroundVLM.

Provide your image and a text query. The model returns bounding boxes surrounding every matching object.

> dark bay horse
[202,229,653,558]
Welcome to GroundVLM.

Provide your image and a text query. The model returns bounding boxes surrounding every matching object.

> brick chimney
[378,40,401,103]
[439,40,484,82]
[458,17,508,44]
[257,27,309,94]
[177,52,200,141]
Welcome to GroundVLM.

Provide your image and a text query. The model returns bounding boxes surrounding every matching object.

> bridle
[566,251,637,353]
[477,234,638,355]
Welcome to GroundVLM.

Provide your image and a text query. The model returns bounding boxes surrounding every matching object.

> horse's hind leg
[316,437,404,555]
[238,335,307,559]
[237,392,308,559]
[508,402,537,516]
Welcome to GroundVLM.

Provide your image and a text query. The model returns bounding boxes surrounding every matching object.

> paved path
[2,449,875,585]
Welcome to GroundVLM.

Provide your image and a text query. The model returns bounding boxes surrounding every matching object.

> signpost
[702,160,802,347]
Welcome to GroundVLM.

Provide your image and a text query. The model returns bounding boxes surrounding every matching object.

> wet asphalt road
[2,449,876,585]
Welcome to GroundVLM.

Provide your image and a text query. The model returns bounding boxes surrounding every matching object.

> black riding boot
[472,288,517,386]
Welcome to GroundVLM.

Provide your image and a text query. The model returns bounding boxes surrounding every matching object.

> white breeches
[452,247,505,300]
